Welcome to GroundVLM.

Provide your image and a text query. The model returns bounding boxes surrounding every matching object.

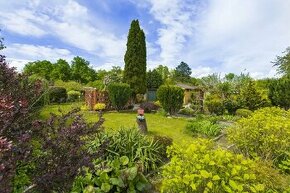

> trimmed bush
[54,80,83,92]
[140,102,159,113]
[93,103,106,111]
[204,94,225,115]
[49,86,67,103]
[157,85,184,115]
[235,108,253,118]
[67,90,81,102]
[161,139,289,193]
[108,83,132,111]
[228,107,290,168]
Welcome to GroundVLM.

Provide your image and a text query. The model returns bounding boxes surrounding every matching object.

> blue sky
[0,0,290,78]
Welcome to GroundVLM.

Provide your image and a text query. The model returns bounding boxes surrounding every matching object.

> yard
[38,103,193,143]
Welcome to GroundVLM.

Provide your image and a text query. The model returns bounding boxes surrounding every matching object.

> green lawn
[38,103,193,143]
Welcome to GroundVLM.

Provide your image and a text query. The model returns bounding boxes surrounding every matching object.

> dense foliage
[161,139,289,193]
[147,69,163,89]
[49,86,68,103]
[107,83,132,111]
[268,76,290,109]
[186,119,221,137]
[157,85,184,115]
[0,55,42,193]
[272,47,290,76]
[204,94,225,115]
[67,90,81,102]
[140,102,160,113]
[235,108,253,117]
[174,61,192,83]
[227,107,290,168]
[124,19,147,94]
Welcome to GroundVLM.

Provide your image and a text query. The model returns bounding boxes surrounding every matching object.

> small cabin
[176,83,204,110]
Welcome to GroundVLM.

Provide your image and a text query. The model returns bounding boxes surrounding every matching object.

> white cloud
[0,0,126,66]
[2,43,74,71]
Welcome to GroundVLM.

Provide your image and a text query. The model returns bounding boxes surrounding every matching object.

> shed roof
[176,83,200,90]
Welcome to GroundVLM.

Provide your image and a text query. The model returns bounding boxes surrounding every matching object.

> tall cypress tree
[124,19,147,94]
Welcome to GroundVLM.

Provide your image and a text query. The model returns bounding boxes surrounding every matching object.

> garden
[1,20,290,193]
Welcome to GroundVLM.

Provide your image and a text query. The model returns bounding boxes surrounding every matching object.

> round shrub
[204,94,225,115]
[108,83,132,111]
[235,108,253,117]
[161,139,289,193]
[49,86,67,103]
[67,90,81,102]
[54,80,83,92]
[228,107,290,167]
[157,85,184,115]
[140,102,159,113]
[93,103,106,111]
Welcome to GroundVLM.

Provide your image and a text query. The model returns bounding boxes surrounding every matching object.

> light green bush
[161,139,289,193]
[67,90,81,102]
[94,103,106,111]
[204,94,225,115]
[228,107,290,168]
[54,80,83,91]
[235,108,253,118]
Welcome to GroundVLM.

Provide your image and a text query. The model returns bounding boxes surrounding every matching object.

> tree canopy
[174,61,192,83]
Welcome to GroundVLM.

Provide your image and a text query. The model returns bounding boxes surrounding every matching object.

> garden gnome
[136,108,148,134]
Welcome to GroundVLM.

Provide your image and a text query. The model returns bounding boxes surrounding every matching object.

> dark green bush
[224,96,240,115]
[67,90,81,102]
[108,83,132,111]
[235,108,253,117]
[49,86,67,103]
[268,76,290,109]
[157,85,184,115]
[204,94,225,115]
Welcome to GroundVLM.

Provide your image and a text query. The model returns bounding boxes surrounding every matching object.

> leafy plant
[179,107,195,116]
[72,156,150,193]
[49,86,67,103]
[157,85,184,115]
[235,108,253,118]
[204,94,225,115]
[107,83,132,111]
[94,103,106,111]
[161,139,289,193]
[268,76,290,109]
[186,119,222,137]
[227,107,290,167]
[67,90,81,102]
[88,128,164,173]
[31,109,106,192]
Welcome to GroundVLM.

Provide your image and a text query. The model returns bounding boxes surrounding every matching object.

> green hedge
[157,85,184,115]
[49,86,67,103]
[108,83,132,111]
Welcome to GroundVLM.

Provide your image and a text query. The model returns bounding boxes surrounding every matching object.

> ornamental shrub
[157,85,184,115]
[268,76,290,109]
[67,90,81,102]
[227,107,290,167]
[235,108,253,118]
[161,139,289,193]
[108,83,132,111]
[94,103,106,111]
[179,107,195,116]
[54,80,83,92]
[204,94,225,115]
[49,86,67,103]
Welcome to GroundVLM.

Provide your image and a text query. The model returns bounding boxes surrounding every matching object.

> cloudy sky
[0,0,290,78]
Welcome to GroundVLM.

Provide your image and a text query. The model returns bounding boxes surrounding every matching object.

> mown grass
[38,103,193,143]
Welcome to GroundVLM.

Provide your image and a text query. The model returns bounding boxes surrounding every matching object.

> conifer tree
[124,20,147,94]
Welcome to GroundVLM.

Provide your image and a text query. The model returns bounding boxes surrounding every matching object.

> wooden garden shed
[176,83,204,107]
